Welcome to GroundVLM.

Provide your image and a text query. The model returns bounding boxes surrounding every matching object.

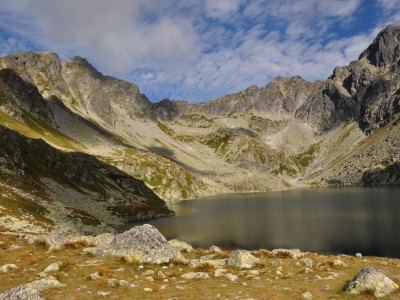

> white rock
[97,290,111,296]
[145,276,154,282]
[225,273,238,282]
[214,269,227,277]
[43,262,61,272]
[143,270,155,276]
[0,264,18,273]
[302,291,313,299]
[88,272,101,280]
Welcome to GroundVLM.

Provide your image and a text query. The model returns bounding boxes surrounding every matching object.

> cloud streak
[0,0,397,102]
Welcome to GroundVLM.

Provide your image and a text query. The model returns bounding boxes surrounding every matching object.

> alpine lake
[131,187,400,258]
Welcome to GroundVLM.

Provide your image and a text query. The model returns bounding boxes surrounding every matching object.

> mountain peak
[359,24,400,68]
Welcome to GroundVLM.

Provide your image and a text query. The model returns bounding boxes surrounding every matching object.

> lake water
[133,187,400,258]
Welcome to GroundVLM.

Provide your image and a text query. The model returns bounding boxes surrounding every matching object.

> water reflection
[133,187,400,257]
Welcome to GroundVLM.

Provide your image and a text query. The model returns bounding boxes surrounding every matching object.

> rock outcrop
[0,124,173,234]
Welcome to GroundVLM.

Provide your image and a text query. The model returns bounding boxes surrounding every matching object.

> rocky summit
[0,25,399,234]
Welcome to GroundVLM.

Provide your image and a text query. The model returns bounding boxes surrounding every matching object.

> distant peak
[359,24,400,67]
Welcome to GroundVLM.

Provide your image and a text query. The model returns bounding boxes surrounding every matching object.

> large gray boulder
[0,286,43,300]
[108,224,187,264]
[0,276,64,300]
[343,267,399,298]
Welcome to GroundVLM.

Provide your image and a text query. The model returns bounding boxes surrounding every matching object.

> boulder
[168,239,193,253]
[227,250,261,269]
[108,224,187,264]
[0,276,65,300]
[343,267,399,298]
[0,286,43,300]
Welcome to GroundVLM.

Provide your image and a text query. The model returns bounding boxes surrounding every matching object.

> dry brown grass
[193,262,214,273]
[33,239,50,249]
[62,240,95,249]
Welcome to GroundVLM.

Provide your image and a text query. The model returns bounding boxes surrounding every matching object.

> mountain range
[0,25,399,234]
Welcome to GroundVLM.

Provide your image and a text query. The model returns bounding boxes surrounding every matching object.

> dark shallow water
[132,187,400,257]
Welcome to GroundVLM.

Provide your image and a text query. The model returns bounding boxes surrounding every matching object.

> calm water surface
[134,187,400,257]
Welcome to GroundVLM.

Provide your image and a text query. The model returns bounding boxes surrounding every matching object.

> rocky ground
[0,225,399,300]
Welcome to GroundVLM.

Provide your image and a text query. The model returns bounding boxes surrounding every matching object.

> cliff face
[0,25,399,220]
[0,123,173,234]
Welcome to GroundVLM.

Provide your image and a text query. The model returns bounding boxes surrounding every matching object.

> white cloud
[0,0,397,101]
[377,0,400,9]
[205,0,244,19]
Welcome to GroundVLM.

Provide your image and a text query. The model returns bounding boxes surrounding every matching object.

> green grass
[0,109,81,151]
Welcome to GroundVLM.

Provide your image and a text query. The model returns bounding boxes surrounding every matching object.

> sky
[0,0,400,103]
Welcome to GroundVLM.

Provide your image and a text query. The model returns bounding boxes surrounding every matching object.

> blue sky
[0,0,400,103]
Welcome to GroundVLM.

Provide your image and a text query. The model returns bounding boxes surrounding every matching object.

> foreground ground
[0,233,399,300]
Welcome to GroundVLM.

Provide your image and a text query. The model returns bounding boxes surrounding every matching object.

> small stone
[107,279,118,287]
[145,276,154,282]
[0,264,18,273]
[214,269,227,277]
[143,270,155,276]
[157,271,167,279]
[301,291,313,299]
[43,262,61,272]
[332,259,347,267]
[225,273,238,282]
[97,290,111,296]
[355,253,362,258]
[88,272,101,280]
[138,265,144,269]
[209,245,224,254]
[181,272,210,280]
[299,258,313,268]
[304,268,313,275]
[144,288,153,292]
[248,270,260,276]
